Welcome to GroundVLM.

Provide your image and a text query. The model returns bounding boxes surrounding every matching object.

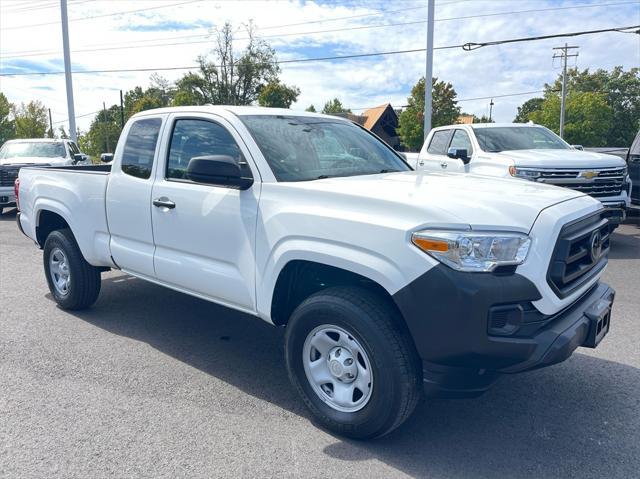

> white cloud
[0,0,638,132]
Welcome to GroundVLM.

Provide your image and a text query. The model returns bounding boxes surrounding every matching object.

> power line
[2,25,637,78]
[463,25,638,50]
[3,1,637,59]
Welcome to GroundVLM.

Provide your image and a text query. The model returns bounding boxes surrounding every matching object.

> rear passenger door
[106,116,165,278]
[150,114,261,313]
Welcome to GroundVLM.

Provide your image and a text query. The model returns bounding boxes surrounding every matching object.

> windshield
[474,126,569,153]
[239,115,409,181]
[0,142,66,159]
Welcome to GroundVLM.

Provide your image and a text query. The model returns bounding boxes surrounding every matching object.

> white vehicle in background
[0,138,88,214]
[405,123,632,225]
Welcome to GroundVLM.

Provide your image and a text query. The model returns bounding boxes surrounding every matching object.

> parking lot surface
[1,209,638,478]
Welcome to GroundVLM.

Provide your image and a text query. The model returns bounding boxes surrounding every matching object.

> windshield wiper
[379,169,401,173]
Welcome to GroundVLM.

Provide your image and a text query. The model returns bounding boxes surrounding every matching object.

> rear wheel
[43,229,101,310]
[285,287,422,439]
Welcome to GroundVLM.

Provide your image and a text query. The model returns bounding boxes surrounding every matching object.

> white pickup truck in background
[0,138,88,214]
[405,123,632,225]
[16,107,616,439]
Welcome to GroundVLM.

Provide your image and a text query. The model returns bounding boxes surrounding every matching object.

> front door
[150,115,260,313]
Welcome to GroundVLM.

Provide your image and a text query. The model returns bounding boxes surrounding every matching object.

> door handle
[418,160,425,166]
[153,197,176,209]
[440,162,448,169]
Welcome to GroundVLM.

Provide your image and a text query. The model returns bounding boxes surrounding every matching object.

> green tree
[305,105,316,112]
[58,126,69,139]
[528,92,613,146]
[83,105,122,157]
[173,22,280,106]
[545,67,639,145]
[13,100,48,138]
[124,75,173,119]
[397,77,461,150]
[0,92,16,144]
[321,98,350,115]
[514,97,544,123]
[257,81,300,108]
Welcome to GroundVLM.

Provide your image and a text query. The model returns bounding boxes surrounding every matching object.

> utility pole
[488,99,494,122]
[423,0,435,140]
[552,43,579,139]
[48,108,54,138]
[60,0,77,142]
[119,90,125,128]
[103,102,110,152]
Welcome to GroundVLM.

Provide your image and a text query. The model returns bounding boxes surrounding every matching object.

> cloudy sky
[1,0,639,132]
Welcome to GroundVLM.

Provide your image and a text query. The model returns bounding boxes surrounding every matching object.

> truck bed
[26,164,112,173]
[18,163,114,268]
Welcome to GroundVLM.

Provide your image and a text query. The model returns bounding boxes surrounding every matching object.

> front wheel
[43,229,101,310]
[285,287,422,439]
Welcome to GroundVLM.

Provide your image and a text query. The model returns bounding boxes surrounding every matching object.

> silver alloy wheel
[302,325,373,412]
[49,247,71,296]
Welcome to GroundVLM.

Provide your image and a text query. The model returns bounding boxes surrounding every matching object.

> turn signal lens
[412,237,449,252]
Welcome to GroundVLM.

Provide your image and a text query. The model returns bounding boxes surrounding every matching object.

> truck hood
[0,156,67,166]
[284,171,591,233]
[491,149,626,169]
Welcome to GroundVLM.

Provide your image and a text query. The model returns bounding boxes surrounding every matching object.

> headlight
[411,230,531,272]
[508,166,540,180]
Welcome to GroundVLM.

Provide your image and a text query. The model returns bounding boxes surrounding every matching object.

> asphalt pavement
[0,208,638,478]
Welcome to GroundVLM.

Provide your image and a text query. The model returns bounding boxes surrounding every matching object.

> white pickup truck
[17,107,615,438]
[0,138,87,214]
[405,123,632,225]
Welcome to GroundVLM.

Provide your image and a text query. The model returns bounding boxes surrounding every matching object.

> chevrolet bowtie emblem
[579,170,599,179]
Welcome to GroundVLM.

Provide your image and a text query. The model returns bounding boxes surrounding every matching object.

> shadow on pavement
[0,207,17,221]
[66,274,640,478]
[610,227,640,260]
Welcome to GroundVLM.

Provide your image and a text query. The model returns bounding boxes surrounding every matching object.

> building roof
[362,103,394,130]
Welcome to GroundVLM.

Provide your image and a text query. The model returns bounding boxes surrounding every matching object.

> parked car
[626,129,640,213]
[17,107,615,439]
[405,123,632,226]
[0,138,88,214]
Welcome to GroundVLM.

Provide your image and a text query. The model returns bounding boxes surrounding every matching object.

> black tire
[43,228,101,310]
[285,286,422,439]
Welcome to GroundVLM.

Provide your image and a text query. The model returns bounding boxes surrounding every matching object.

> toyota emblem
[590,231,602,262]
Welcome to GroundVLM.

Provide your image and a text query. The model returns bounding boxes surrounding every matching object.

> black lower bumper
[602,203,626,225]
[392,265,615,397]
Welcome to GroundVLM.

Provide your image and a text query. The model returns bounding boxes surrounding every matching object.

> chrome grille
[537,167,626,198]
[547,211,610,298]
[0,167,20,187]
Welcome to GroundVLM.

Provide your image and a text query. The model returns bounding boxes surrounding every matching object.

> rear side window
[427,130,451,155]
[121,118,162,179]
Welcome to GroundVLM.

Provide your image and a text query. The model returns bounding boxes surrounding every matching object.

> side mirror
[571,144,584,151]
[73,153,87,164]
[447,147,470,165]
[100,153,114,163]
[187,155,253,190]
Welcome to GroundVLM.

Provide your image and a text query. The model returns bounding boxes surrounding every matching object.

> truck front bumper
[392,265,615,397]
[0,186,16,208]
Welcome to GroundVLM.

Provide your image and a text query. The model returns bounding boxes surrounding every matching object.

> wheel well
[36,210,70,247]
[270,260,400,326]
